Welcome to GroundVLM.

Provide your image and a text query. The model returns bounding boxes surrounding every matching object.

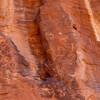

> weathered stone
[0,0,100,100]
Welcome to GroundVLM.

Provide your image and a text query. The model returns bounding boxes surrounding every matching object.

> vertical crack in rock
[26,0,58,81]
[84,0,100,41]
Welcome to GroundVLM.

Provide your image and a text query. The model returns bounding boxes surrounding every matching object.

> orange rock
[0,0,100,100]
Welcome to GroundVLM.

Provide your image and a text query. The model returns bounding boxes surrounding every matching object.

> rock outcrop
[0,0,100,100]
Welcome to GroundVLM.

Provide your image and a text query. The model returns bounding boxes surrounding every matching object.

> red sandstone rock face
[0,0,100,100]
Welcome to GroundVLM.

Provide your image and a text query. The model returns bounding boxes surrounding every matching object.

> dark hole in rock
[73,24,77,30]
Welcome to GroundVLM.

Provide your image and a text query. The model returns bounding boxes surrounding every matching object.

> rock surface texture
[0,0,100,100]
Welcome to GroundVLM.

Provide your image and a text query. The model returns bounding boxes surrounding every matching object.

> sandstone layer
[0,0,100,100]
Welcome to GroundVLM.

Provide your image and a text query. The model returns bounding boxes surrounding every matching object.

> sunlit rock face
[0,0,100,100]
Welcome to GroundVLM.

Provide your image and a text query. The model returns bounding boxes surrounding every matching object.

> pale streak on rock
[84,0,100,41]
[75,48,95,100]
[76,48,86,80]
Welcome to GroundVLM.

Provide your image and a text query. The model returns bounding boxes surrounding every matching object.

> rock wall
[0,0,100,100]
